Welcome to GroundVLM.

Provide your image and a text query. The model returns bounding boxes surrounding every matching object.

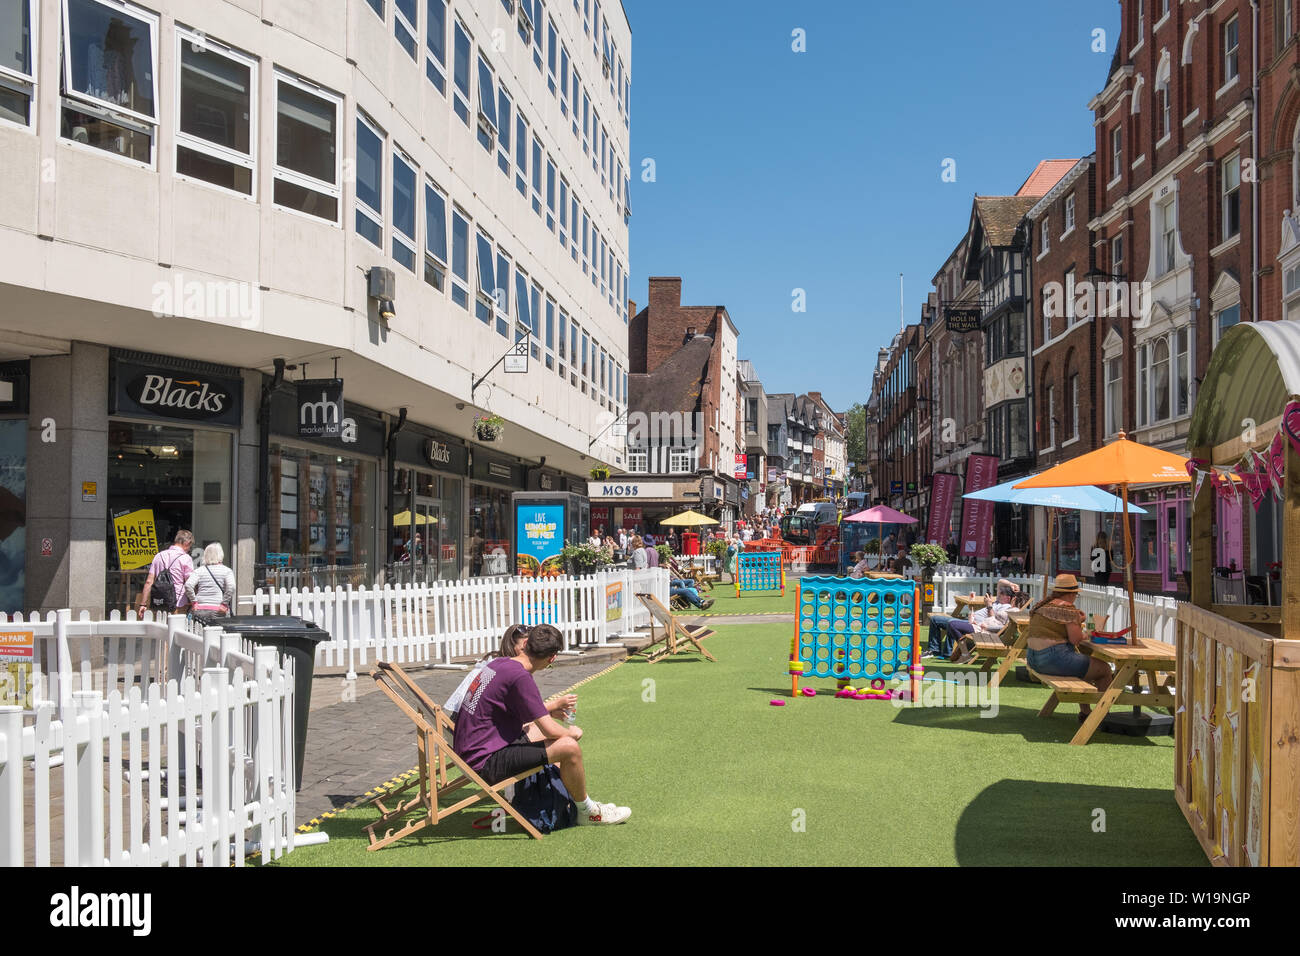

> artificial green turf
[689,585,795,616]
[271,621,1206,867]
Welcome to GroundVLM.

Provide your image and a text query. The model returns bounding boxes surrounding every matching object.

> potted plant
[655,543,673,565]
[474,414,505,442]
[560,542,610,576]
[704,537,731,582]
[589,465,611,480]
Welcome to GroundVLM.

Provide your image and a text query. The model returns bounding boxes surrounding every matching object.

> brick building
[1088,0,1257,595]
[872,324,923,517]
[1026,155,1103,574]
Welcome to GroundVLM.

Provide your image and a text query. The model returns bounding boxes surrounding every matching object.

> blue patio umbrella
[962,475,1145,596]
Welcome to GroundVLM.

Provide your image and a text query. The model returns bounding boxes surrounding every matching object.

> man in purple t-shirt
[138,530,195,614]
[453,625,631,826]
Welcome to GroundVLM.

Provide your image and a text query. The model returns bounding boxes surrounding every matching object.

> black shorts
[477,734,549,785]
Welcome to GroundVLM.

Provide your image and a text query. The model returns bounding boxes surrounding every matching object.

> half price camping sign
[113,509,159,571]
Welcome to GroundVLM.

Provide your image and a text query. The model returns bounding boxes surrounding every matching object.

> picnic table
[964,610,1031,689]
[1030,637,1176,746]
[951,593,985,620]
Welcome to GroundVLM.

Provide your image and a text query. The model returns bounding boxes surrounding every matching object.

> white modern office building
[0,0,631,614]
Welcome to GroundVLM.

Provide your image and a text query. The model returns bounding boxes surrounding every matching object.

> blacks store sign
[111,357,242,427]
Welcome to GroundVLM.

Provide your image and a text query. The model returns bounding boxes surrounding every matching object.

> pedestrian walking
[185,542,237,624]
[139,530,195,615]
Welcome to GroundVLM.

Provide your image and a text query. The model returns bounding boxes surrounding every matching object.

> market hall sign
[113,359,242,427]
[297,379,345,440]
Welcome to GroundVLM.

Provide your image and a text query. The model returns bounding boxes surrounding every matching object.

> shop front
[262,384,382,589]
[104,352,242,612]
[0,362,28,615]
[389,426,467,584]
[468,450,525,576]
[587,479,708,540]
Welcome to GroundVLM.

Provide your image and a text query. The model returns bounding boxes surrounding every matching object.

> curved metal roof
[1188,321,1300,452]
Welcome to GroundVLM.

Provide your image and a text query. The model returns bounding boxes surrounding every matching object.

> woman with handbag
[184,542,237,624]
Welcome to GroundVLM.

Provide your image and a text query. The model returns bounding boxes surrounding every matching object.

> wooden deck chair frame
[364,661,545,849]
[668,557,713,591]
[635,592,717,663]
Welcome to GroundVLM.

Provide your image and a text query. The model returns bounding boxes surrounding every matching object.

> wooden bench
[1026,667,1100,716]
[635,592,717,663]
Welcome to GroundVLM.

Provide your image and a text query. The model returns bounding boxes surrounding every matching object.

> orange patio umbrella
[1014,432,1192,645]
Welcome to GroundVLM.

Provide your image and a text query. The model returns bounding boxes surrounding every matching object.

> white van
[795,501,839,527]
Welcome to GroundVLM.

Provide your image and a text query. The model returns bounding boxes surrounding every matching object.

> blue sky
[624,0,1122,411]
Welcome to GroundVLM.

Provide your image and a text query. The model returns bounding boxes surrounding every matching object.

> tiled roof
[973,196,1038,246]
[1016,159,1080,197]
[628,336,713,416]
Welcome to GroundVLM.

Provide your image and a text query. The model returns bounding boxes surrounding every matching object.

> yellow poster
[0,630,34,709]
[114,509,159,571]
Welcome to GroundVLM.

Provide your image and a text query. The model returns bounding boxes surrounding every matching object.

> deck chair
[668,557,713,591]
[635,592,717,663]
[364,661,545,849]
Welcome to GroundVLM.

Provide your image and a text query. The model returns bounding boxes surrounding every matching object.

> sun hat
[1052,573,1081,593]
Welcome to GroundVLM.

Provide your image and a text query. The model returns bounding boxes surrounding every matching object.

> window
[1042,287,1054,343]
[559,176,569,245]
[424,180,448,291]
[175,29,255,196]
[581,89,589,152]
[1137,331,1190,426]
[570,322,579,385]
[395,0,418,59]
[570,195,579,260]
[545,156,556,231]
[1069,373,1079,439]
[0,0,35,126]
[529,282,542,358]
[1064,193,1075,234]
[1111,234,1124,275]
[1157,198,1176,275]
[496,85,511,175]
[476,55,497,151]
[1159,80,1170,140]
[1064,268,1076,325]
[273,72,340,223]
[532,0,543,70]
[1137,0,1145,39]
[627,450,647,472]
[61,0,159,162]
[670,448,693,474]
[1286,264,1300,320]
[1222,153,1241,240]
[1046,384,1056,448]
[514,268,532,337]
[514,112,528,196]
[450,207,469,309]
[531,135,543,214]
[365,0,382,17]
[581,329,589,380]
[392,148,417,271]
[1214,303,1240,345]
[1224,15,1239,83]
[452,19,471,125]
[355,114,384,247]
[495,249,510,336]
[426,0,447,94]
[1110,126,1122,182]
[475,231,496,324]
[1040,217,1050,255]
[1105,356,1123,436]
[571,65,580,136]
[545,298,555,369]
[558,308,568,374]
[1174,327,1190,417]
[546,18,557,93]
[581,207,589,272]
[560,43,570,113]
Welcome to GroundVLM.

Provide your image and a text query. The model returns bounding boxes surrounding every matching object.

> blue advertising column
[514,502,565,576]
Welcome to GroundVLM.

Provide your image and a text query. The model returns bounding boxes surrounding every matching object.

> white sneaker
[578,801,631,825]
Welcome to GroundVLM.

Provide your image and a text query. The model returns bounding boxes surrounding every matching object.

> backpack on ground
[510,764,578,834]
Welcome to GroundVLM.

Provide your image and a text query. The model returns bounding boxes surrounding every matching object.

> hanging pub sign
[945,308,982,333]
[112,356,242,427]
[297,379,345,439]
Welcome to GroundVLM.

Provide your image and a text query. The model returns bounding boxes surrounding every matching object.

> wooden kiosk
[1181,321,1300,866]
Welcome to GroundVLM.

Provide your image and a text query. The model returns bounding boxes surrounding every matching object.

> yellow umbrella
[659,509,719,527]
[391,509,437,525]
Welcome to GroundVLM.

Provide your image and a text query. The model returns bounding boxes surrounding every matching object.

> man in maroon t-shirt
[453,625,630,826]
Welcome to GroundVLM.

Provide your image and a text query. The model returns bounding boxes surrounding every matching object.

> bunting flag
[1268,431,1287,496]
[1284,400,1300,458]
[1234,455,1266,512]
[1194,469,1208,501]
[1258,448,1283,501]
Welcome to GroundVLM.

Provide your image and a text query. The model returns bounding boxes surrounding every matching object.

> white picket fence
[0,610,296,867]
[243,568,672,676]
[928,574,1178,644]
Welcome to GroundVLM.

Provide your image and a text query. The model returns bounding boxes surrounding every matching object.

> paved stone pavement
[295,653,628,827]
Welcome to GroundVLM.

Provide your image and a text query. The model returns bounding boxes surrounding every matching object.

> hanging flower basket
[589,465,611,480]
[475,414,505,442]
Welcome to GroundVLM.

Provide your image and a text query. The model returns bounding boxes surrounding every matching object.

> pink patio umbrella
[844,506,918,569]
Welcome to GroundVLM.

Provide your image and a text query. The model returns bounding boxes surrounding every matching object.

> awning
[1189,321,1300,459]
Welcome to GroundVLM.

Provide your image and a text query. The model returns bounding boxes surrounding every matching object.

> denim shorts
[1026,642,1090,679]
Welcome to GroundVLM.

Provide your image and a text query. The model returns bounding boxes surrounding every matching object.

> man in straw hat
[1023,573,1114,722]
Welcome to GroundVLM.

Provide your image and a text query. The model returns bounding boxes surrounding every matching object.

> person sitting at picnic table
[926,579,1017,660]
[947,583,1027,663]
[847,550,870,579]
[452,624,630,825]
[1024,573,1113,720]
